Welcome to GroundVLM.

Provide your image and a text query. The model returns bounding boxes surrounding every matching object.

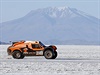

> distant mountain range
[0,41,9,45]
[0,6,100,45]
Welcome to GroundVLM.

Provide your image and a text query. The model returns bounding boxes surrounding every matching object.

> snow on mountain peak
[26,6,96,19]
[27,6,77,18]
[57,6,69,11]
[41,6,75,18]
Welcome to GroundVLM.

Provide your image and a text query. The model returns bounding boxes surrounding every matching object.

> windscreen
[39,41,46,47]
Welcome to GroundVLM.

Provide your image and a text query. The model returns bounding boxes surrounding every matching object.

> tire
[44,49,54,59]
[52,51,57,59]
[20,55,25,59]
[12,51,24,59]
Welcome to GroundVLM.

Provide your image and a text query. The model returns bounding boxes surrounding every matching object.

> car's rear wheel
[20,54,25,59]
[12,51,24,59]
[44,50,54,59]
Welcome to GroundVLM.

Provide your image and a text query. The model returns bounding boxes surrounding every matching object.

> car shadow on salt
[55,58,100,60]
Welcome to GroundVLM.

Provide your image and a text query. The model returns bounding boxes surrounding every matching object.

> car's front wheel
[52,51,57,59]
[44,49,55,59]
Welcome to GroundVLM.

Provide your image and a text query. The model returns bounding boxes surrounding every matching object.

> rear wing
[12,40,25,46]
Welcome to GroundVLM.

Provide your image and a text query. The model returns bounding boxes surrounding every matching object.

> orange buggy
[7,41,57,59]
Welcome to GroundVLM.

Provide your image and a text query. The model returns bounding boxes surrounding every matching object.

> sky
[0,0,100,23]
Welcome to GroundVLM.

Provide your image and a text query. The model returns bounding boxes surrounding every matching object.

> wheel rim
[45,50,52,58]
[15,52,21,58]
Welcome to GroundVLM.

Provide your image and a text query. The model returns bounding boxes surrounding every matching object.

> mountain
[0,6,100,45]
[0,41,9,45]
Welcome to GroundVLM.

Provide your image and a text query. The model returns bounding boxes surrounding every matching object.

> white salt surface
[0,45,100,75]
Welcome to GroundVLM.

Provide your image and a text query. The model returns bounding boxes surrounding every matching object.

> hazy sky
[0,0,100,23]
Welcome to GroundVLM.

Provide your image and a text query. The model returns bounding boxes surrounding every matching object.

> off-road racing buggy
[7,41,57,59]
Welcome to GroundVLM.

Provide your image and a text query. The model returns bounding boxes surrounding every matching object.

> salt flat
[0,45,100,75]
